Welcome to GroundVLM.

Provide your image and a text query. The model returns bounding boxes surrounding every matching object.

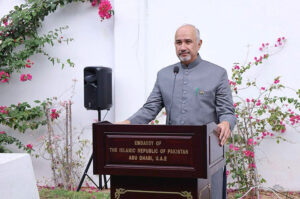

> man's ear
[198,39,203,49]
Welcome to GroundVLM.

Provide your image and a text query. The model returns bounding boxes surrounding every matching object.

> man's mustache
[179,51,190,56]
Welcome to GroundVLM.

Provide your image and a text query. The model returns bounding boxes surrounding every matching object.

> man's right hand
[114,120,131,124]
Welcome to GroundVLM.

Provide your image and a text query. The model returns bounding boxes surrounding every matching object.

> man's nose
[179,43,187,51]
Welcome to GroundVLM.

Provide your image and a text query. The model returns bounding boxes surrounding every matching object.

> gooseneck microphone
[168,66,179,125]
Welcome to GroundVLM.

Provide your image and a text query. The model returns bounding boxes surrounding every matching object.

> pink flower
[274,79,280,84]
[91,0,97,6]
[0,131,6,134]
[248,138,253,145]
[0,71,10,83]
[25,63,31,68]
[26,144,33,150]
[228,80,236,86]
[253,141,257,145]
[226,170,229,176]
[270,133,274,136]
[20,74,32,81]
[50,109,59,120]
[27,74,32,80]
[261,87,265,90]
[249,163,256,168]
[234,65,240,70]
[244,150,251,157]
[233,103,237,107]
[229,144,234,150]
[234,146,239,151]
[281,126,286,133]
[246,98,250,103]
[0,106,8,114]
[51,186,55,190]
[98,0,112,20]
[20,74,27,81]
[256,100,261,106]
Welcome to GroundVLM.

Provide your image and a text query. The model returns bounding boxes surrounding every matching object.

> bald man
[119,24,236,198]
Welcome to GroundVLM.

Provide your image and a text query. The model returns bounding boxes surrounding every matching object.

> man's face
[175,26,202,65]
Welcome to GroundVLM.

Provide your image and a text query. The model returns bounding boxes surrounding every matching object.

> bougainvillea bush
[0,0,113,83]
[227,37,300,197]
[0,0,113,152]
[0,101,48,153]
[36,97,89,190]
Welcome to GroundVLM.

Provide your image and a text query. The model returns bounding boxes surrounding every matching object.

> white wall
[114,0,300,191]
[0,0,114,185]
[1,0,300,191]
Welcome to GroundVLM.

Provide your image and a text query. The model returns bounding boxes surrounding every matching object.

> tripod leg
[103,175,108,189]
[99,174,103,189]
[76,154,93,192]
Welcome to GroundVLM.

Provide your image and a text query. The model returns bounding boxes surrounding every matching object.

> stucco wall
[0,0,114,185]
[114,0,300,190]
[1,0,300,190]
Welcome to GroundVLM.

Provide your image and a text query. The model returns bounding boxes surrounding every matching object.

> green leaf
[288,98,294,103]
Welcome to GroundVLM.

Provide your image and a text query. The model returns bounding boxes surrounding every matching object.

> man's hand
[114,120,131,124]
[217,121,231,146]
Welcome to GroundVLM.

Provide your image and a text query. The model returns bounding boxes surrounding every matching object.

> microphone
[174,66,179,74]
[168,66,180,125]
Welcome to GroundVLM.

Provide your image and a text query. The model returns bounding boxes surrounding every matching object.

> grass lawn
[39,188,110,199]
[39,188,300,199]
[228,190,300,199]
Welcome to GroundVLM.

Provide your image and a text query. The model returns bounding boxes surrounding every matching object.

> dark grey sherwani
[129,55,236,130]
[128,55,236,199]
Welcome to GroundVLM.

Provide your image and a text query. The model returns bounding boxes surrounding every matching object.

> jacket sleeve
[215,70,236,131]
[128,74,164,124]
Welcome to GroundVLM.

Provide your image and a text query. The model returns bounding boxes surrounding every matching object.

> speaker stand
[76,109,110,191]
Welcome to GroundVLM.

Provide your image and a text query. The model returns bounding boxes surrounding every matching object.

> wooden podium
[93,122,225,199]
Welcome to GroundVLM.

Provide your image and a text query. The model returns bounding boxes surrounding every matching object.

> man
[118,24,236,198]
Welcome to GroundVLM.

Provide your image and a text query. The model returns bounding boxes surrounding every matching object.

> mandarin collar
[180,54,202,70]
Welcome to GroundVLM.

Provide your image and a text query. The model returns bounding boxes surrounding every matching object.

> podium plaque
[93,123,225,199]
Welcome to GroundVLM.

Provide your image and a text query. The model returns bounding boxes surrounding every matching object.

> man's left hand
[217,121,231,146]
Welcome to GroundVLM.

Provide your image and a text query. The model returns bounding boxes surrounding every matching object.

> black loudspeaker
[84,66,112,110]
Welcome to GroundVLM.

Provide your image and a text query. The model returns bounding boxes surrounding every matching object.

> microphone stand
[168,67,179,125]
